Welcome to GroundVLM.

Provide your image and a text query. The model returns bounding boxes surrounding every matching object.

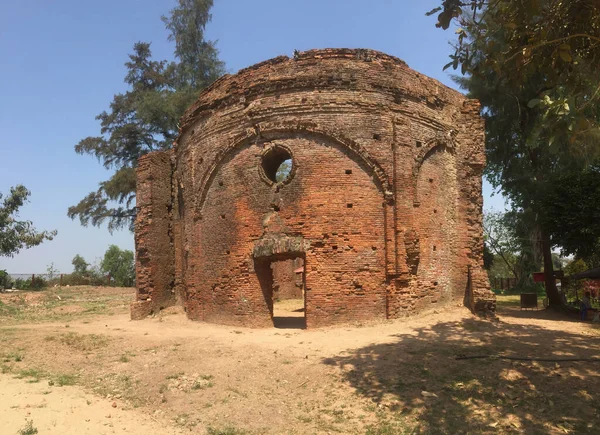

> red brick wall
[272,258,303,300]
[131,151,175,319]
[185,136,387,327]
[133,48,495,326]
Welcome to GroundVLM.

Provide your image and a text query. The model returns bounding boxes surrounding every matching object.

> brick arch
[194,124,394,217]
[412,132,456,206]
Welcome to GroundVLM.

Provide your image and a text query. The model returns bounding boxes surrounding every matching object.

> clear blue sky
[0,0,505,274]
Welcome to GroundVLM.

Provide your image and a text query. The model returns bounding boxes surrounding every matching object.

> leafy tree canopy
[0,185,56,257]
[540,167,600,259]
[68,0,225,232]
[483,210,540,284]
[428,0,600,306]
[428,0,600,142]
[101,245,135,287]
[72,254,89,276]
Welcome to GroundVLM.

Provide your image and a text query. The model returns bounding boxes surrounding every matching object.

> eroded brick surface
[133,48,495,327]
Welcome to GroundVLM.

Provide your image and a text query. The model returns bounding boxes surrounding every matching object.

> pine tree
[68,0,225,232]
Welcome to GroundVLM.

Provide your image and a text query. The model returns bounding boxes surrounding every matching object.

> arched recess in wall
[194,125,394,217]
[412,135,456,207]
[413,140,459,304]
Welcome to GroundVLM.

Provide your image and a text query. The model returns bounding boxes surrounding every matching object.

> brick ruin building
[131,48,496,328]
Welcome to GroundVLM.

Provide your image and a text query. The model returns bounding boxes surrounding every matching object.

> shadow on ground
[273,316,306,329]
[323,313,600,434]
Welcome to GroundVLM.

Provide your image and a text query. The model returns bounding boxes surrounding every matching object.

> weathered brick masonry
[131,48,496,327]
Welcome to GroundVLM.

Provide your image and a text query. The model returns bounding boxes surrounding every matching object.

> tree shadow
[495,302,584,324]
[323,314,600,433]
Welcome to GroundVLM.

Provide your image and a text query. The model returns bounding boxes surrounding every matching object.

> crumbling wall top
[178,48,469,138]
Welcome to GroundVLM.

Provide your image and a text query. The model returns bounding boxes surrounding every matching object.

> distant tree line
[0,245,135,291]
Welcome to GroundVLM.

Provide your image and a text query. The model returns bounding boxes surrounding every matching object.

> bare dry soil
[1,287,599,434]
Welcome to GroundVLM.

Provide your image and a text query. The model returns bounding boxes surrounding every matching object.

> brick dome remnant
[131,48,496,327]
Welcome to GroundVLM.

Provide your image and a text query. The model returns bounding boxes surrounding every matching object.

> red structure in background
[584,280,600,298]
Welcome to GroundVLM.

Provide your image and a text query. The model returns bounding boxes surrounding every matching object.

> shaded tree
[0,185,56,257]
[428,0,600,306]
[72,254,89,276]
[540,168,600,260]
[101,245,135,287]
[275,159,292,183]
[68,0,225,232]
[483,210,540,286]
[564,258,589,300]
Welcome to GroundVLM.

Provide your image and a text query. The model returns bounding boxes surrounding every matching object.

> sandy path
[0,375,182,435]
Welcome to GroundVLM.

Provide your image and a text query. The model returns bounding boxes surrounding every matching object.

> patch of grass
[495,295,522,308]
[58,332,109,351]
[118,374,133,389]
[192,379,214,390]
[16,368,46,383]
[365,420,411,435]
[174,413,195,428]
[119,354,130,363]
[0,300,20,316]
[297,414,313,423]
[18,420,38,435]
[2,351,23,362]
[191,375,214,390]
[82,302,108,314]
[226,387,248,398]
[165,371,184,380]
[206,426,248,435]
[0,327,17,342]
[54,374,77,386]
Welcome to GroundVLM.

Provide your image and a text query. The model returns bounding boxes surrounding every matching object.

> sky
[0,0,506,274]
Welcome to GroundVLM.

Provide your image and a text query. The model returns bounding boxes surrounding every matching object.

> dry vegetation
[1,286,599,434]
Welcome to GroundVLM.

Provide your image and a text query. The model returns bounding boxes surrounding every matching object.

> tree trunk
[541,229,561,307]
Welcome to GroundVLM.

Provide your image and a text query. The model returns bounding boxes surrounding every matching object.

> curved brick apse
[131,48,496,328]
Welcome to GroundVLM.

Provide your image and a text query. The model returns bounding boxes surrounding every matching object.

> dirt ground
[1,287,599,434]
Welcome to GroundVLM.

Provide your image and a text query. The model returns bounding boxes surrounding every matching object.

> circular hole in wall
[261,146,294,184]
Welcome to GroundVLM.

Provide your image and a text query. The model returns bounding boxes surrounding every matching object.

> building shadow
[273,316,306,329]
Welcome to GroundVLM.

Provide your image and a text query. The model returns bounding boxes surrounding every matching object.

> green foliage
[69,0,225,232]
[206,427,248,435]
[0,185,56,257]
[101,245,135,287]
[540,168,600,259]
[0,269,12,289]
[429,0,600,305]
[428,0,600,142]
[13,276,47,291]
[488,253,516,280]
[72,254,89,276]
[564,258,589,299]
[483,210,539,285]
[46,262,58,281]
[275,159,292,182]
[18,420,38,435]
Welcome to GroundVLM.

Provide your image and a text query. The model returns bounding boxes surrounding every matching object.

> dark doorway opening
[256,255,306,329]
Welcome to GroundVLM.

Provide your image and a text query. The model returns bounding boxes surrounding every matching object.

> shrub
[101,245,135,287]
[0,270,12,290]
[13,276,47,290]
